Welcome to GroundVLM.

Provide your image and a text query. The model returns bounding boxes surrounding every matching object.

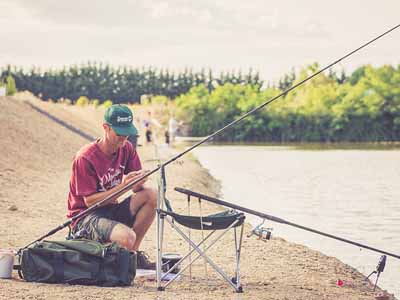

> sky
[0,0,399,83]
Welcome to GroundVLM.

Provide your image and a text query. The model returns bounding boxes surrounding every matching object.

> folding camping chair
[155,166,246,292]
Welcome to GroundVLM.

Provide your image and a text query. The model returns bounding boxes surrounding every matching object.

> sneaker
[137,251,156,270]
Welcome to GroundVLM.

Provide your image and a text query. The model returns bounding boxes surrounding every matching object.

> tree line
[0,63,262,103]
[175,64,400,142]
[1,62,399,142]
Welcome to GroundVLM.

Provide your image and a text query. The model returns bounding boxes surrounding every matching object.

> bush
[102,99,113,108]
[151,95,170,105]
[91,99,100,107]
[6,75,17,96]
[76,96,89,106]
[140,94,152,105]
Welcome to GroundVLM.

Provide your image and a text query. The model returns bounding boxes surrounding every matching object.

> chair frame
[155,166,244,293]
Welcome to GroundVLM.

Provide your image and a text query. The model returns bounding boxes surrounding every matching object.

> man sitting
[67,104,157,269]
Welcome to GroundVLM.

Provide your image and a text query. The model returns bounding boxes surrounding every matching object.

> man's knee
[110,225,136,250]
[137,187,157,208]
[129,187,158,216]
[147,187,158,208]
[121,232,136,250]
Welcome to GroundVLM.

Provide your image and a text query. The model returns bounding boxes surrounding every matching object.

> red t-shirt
[67,140,141,221]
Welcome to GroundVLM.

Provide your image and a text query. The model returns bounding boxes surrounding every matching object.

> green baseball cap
[104,104,138,136]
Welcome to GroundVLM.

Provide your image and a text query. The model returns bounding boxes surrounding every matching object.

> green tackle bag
[16,239,136,286]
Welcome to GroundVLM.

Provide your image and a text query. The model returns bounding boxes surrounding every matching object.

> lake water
[192,144,400,298]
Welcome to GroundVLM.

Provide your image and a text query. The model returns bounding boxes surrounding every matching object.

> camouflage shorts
[73,196,136,243]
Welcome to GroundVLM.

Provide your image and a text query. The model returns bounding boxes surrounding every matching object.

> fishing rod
[21,23,400,250]
[174,187,400,260]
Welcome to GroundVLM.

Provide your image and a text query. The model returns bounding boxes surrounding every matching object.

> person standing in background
[143,111,153,143]
[168,115,182,145]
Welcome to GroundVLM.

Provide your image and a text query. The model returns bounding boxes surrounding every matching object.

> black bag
[16,239,136,286]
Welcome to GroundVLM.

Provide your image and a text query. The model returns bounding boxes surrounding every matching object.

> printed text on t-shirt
[99,164,126,191]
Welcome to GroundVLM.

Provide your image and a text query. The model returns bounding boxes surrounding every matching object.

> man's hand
[123,170,148,192]
[84,170,149,208]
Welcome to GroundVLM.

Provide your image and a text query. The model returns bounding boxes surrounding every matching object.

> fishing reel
[247,219,273,241]
[364,255,387,291]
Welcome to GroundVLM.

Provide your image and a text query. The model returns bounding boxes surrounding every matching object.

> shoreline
[187,141,400,149]
[0,95,395,300]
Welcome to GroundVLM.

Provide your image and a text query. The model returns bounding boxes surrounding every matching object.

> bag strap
[53,252,64,282]
[16,252,24,280]
[97,260,107,283]
[117,249,130,283]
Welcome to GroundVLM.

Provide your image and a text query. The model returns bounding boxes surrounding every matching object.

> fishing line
[21,23,400,251]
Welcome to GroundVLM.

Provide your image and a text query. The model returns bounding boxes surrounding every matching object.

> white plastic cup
[0,250,15,279]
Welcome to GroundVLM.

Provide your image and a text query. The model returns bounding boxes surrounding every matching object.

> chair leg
[233,223,244,292]
[163,217,242,292]
[162,224,216,281]
[156,212,165,291]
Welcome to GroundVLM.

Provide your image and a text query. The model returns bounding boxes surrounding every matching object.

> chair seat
[160,209,245,230]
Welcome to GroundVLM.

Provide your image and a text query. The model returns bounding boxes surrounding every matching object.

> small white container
[0,250,15,279]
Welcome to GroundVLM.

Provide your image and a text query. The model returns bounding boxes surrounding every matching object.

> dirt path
[0,95,394,300]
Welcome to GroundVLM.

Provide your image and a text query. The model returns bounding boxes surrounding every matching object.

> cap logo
[117,116,132,123]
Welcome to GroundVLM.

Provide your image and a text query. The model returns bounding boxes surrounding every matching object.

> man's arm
[129,170,148,193]
[83,170,147,207]
[83,184,124,207]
